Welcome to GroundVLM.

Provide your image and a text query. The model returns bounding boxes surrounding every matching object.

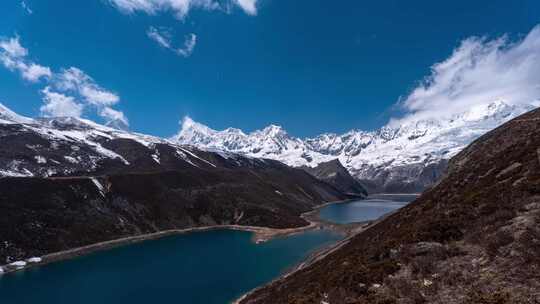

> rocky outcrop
[240,107,540,303]
[303,159,367,197]
[354,159,448,194]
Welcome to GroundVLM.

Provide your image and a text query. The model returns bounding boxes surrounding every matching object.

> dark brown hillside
[240,108,540,304]
[303,159,368,197]
[0,115,351,263]
[0,159,346,263]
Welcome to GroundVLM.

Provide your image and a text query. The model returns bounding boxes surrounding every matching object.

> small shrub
[467,290,511,304]
[411,254,437,277]
[385,276,426,304]
[486,230,514,258]
[517,226,540,265]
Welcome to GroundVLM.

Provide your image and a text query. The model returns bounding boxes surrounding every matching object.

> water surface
[319,195,416,224]
[0,229,340,304]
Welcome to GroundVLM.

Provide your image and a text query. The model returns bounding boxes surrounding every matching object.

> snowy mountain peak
[260,124,287,137]
[0,104,220,178]
[105,117,130,131]
[181,116,209,131]
[458,100,515,122]
[0,103,34,124]
[173,116,218,145]
[223,127,246,135]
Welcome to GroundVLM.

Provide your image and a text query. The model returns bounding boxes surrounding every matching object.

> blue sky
[1,0,539,137]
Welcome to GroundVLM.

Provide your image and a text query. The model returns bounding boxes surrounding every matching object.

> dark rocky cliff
[303,159,367,197]
[353,159,449,194]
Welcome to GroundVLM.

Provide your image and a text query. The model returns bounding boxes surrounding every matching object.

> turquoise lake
[0,229,341,304]
[0,195,416,304]
[318,195,416,224]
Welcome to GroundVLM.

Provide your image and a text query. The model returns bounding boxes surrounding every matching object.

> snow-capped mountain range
[173,101,537,192]
[0,100,535,193]
[0,103,233,178]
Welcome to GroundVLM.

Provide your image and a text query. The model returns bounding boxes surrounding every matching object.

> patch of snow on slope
[175,149,199,168]
[0,169,33,178]
[0,103,34,124]
[178,147,216,167]
[27,257,42,263]
[34,156,47,164]
[91,177,105,196]
[151,153,161,164]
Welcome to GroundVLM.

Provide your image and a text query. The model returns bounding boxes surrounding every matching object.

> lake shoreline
[232,193,419,304]
[0,198,361,276]
[231,218,377,304]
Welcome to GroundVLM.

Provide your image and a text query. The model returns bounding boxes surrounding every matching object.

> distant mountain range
[173,101,536,193]
[2,99,534,195]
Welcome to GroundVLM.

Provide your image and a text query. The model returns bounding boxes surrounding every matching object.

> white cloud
[100,107,129,126]
[109,0,220,19]
[117,1,257,59]
[40,87,84,118]
[234,0,257,15]
[147,26,173,49]
[394,25,540,125]
[108,0,257,19]
[54,67,120,106]
[21,63,52,82]
[147,27,197,57]
[21,1,33,14]
[0,36,51,82]
[0,36,28,58]
[0,35,127,126]
[80,86,120,106]
[176,33,197,57]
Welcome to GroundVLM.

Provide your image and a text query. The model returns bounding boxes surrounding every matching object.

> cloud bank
[108,0,258,19]
[40,87,84,118]
[0,36,52,82]
[234,0,257,15]
[394,25,540,125]
[53,67,120,107]
[112,1,258,58]
[0,35,128,127]
[147,26,197,57]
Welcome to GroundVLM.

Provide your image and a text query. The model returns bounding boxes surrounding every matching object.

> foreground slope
[240,108,540,303]
[0,106,346,263]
